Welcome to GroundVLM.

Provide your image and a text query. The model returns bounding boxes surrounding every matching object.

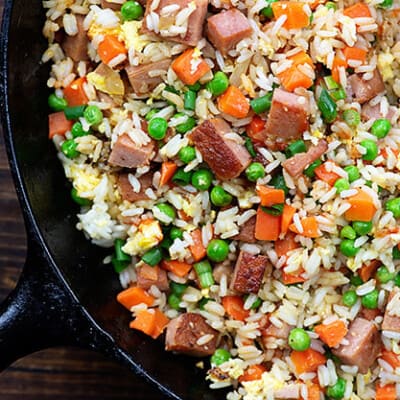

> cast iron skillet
[0,1,222,398]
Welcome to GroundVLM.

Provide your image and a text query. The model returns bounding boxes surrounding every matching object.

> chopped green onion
[261,0,277,18]
[304,159,322,178]
[330,87,346,101]
[324,75,339,90]
[48,93,68,111]
[318,88,337,123]
[112,256,129,273]
[141,247,163,266]
[194,260,212,275]
[286,140,307,157]
[261,203,284,216]
[172,168,192,186]
[115,238,131,262]
[270,174,289,195]
[244,136,257,158]
[71,187,91,206]
[340,225,356,240]
[343,109,361,128]
[184,90,196,111]
[250,92,273,114]
[168,293,181,310]
[64,105,86,120]
[198,272,214,288]
[170,281,188,296]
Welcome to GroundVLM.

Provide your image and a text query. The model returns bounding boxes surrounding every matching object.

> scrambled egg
[88,23,121,40]
[69,165,101,198]
[312,129,323,139]
[121,21,149,52]
[242,372,283,397]
[87,69,124,95]
[122,219,163,255]
[378,52,394,81]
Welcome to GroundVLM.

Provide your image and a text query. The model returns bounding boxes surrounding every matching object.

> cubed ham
[264,89,309,146]
[101,0,122,10]
[358,307,381,321]
[382,289,400,333]
[62,15,89,62]
[190,118,251,180]
[361,103,396,122]
[230,251,268,294]
[136,264,169,291]
[142,0,208,46]
[165,313,219,356]
[233,216,256,243]
[206,8,252,55]
[108,134,154,168]
[283,140,328,178]
[263,320,292,339]
[125,59,171,95]
[347,69,385,104]
[332,317,381,374]
[117,172,153,202]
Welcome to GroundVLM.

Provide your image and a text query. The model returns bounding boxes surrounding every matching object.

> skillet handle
[0,236,103,370]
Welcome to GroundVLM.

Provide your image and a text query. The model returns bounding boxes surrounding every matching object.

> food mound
[42,0,400,397]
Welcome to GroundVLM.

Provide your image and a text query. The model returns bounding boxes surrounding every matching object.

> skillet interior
[3,1,223,398]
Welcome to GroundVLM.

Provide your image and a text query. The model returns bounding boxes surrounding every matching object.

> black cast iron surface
[0,0,222,398]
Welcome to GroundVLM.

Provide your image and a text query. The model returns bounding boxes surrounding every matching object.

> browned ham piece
[62,15,89,62]
[165,313,218,356]
[361,103,396,122]
[108,134,154,168]
[136,264,169,291]
[206,8,252,55]
[347,69,385,104]
[230,251,267,294]
[233,216,256,243]
[125,59,171,95]
[282,140,328,178]
[332,317,381,374]
[264,89,309,146]
[263,321,292,339]
[100,0,122,10]
[117,172,153,202]
[142,0,208,46]
[190,118,251,180]
[382,289,400,333]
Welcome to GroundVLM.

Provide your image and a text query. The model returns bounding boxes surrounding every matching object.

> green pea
[371,118,391,139]
[154,203,176,223]
[385,198,400,218]
[304,159,322,178]
[326,377,346,399]
[71,187,91,206]
[145,109,158,121]
[343,109,360,128]
[379,0,393,7]
[141,247,163,266]
[121,0,144,20]
[344,165,360,183]
[318,88,337,123]
[206,239,229,262]
[350,275,363,286]
[172,168,192,186]
[286,140,307,157]
[342,290,358,307]
[352,221,372,236]
[148,117,168,140]
[393,246,400,260]
[184,90,196,111]
[270,174,289,195]
[71,122,90,138]
[361,289,379,309]
[360,140,378,161]
[250,92,273,114]
[211,349,231,366]
[376,265,394,284]
[178,146,196,164]
[394,272,400,287]
[288,328,311,351]
[334,178,350,194]
[84,105,103,126]
[206,71,229,96]
[245,162,265,182]
[210,186,233,207]
[61,139,79,159]
[340,239,359,257]
[174,113,196,133]
[48,93,68,111]
[340,225,356,240]
[170,227,184,241]
[191,169,213,191]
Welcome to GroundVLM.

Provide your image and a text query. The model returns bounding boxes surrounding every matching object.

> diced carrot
[332,56,347,84]
[314,320,348,347]
[178,209,191,222]
[289,216,320,238]
[291,349,327,374]
[222,296,250,321]
[63,77,89,107]
[314,162,340,186]
[189,229,206,261]
[375,383,396,400]
[275,231,299,258]
[359,259,381,282]
[255,206,281,241]
[381,350,400,369]
[117,286,154,310]
[343,3,371,19]
[381,147,400,159]
[272,2,310,30]
[129,308,169,339]
[310,0,325,10]
[238,364,266,382]
[217,86,250,119]
[98,35,127,65]
[171,48,211,86]
[281,204,296,235]
[48,112,73,139]
[161,260,192,278]
[246,116,266,143]
[306,382,321,400]
[282,270,306,285]
[257,185,285,207]
[159,161,177,187]
[279,67,314,92]
[345,189,377,222]
[289,50,314,68]
[343,46,367,64]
